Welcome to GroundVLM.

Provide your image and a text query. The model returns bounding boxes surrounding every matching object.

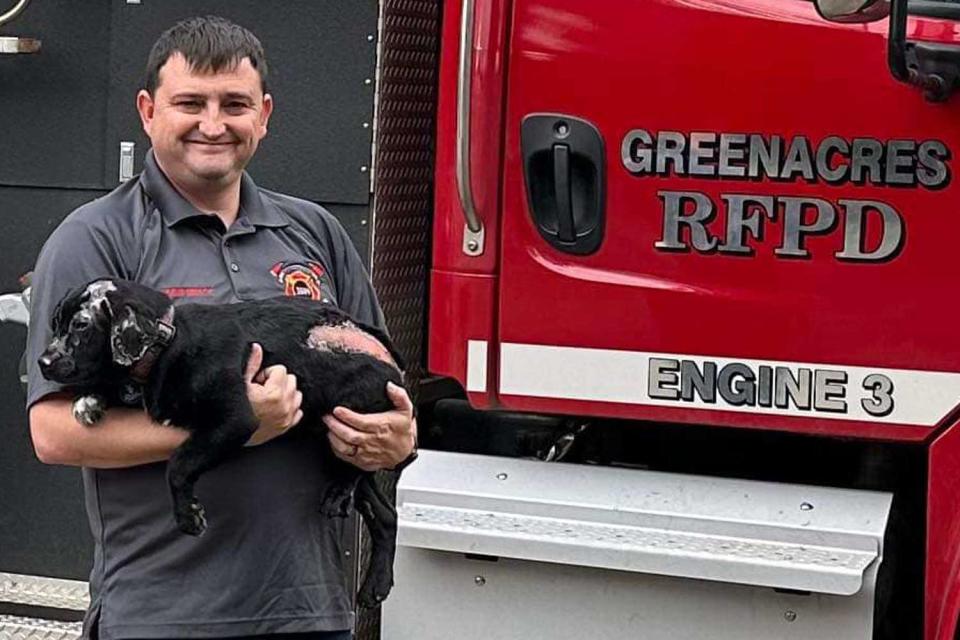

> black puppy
[38,278,407,607]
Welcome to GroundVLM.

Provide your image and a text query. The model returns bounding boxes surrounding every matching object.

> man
[26,15,416,640]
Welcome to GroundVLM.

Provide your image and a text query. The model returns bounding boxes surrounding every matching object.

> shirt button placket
[222,236,243,298]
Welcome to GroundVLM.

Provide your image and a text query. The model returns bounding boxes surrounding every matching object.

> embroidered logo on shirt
[270,261,327,300]
[163,286,214,299]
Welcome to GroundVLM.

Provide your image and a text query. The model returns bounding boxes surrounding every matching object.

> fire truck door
[496,0,960,434]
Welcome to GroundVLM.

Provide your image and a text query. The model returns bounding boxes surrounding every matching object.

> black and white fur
[38,278,406,607]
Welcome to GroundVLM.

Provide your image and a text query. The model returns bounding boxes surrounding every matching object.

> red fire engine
[383,0,960,638]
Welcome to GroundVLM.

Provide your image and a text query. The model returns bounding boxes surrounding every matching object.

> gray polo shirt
[26,151,384,639]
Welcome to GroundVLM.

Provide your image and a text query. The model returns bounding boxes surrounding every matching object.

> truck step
[0,615,81,640]
[385,451,894,640]
[400,502,876,595]
[0,573,88,611]
[397,451,892,595]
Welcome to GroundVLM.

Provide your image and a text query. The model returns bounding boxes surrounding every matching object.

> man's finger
[331,405,367,429]
[324,414,365,446]
[244,343,263,383]
[263,364,288,386]
[386,382,413,416]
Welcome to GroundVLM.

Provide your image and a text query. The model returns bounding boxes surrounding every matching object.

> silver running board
[395,451,892,595]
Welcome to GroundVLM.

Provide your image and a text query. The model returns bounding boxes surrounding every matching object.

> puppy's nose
[38,352,60,370]
[38,351,74,378]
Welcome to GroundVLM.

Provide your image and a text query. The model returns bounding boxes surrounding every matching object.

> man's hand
[324,382,416,471]
[244,343,303,447]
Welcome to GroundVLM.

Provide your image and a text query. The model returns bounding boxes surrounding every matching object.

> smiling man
[25,16,416,640]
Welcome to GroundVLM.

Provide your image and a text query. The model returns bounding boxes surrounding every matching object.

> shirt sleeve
[26,215,128,409]
[299,204,387,332]
[330,221,387,332]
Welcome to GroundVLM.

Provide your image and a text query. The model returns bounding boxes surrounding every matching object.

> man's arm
[305,206,417,471]
[30,344,303,469]
[30,395,190,468]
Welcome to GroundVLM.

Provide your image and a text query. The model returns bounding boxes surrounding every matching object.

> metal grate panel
[359,1,441,639]
[399,504,878,595]
[370,0,440,387]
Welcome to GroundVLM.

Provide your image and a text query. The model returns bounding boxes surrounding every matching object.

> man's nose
[197,109,227,138]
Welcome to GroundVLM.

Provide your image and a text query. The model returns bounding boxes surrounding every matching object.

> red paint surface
[492,0,960,440]
[430,3,960,634]
[928,417,960,640]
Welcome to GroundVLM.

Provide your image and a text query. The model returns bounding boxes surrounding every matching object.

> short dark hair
[143,16,269,95]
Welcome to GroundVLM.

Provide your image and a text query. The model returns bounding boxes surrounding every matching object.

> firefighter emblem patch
[270,261,327,300]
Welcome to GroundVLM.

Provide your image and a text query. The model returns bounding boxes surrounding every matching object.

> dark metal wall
[0,0,379,584]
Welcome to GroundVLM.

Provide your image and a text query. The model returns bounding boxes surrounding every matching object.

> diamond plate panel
[0,574,88,612]
[370,0,440,390]
[0,616,82,640]
[399,504,877,593]
[360,1,441,639]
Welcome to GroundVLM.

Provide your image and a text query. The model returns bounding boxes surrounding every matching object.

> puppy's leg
[72,394,107,426]
[355,473,398,608]
[320,471,361,518]
[167,405,257,536]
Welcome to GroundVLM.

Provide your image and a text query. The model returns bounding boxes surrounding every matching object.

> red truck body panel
[430,0,960,637]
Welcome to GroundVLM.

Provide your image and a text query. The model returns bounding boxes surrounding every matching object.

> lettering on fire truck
[498,343,960,426]
[620,130,951,261]
[648,358,893,417]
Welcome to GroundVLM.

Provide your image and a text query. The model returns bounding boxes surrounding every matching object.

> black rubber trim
[908,0,960,20]
[802,0,960,22]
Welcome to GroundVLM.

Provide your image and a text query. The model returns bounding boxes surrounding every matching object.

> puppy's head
[39,279,172,384]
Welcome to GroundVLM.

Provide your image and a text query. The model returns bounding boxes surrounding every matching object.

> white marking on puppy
[73,394,106,426]
[85,280,117,318]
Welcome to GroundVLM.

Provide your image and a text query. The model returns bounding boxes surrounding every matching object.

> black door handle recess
[521,114,605,255]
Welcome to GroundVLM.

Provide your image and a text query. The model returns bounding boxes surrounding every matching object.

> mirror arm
[887,0,910,82]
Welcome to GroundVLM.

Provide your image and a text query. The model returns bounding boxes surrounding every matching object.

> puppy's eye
[71,317,91,330]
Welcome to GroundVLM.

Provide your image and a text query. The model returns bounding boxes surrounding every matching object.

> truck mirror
[814,0,890,23]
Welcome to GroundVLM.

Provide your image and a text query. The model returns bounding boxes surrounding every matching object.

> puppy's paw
[176,500,208,536]
[72,395,106,426]
[357,568,394,609]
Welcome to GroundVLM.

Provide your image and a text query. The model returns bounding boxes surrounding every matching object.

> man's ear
[258,93,274,138]
[136,89,156,137]
[110,305,147,367]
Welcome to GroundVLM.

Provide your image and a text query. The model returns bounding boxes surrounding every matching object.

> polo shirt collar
[141,149,288,229]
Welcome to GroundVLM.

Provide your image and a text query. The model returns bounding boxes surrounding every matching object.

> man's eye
[176,101,202,111]
[224,103,249,114]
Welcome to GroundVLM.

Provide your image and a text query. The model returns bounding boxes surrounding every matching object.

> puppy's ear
[93,290,114,322]
[110,305,149,367]
[85,280,116,321]
[50,297,65,331]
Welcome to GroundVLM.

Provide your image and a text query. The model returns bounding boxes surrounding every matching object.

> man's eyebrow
[223,92,255,102]
[169,92,205,101]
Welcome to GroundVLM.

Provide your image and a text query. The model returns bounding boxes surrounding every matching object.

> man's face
[136,53,273,194]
